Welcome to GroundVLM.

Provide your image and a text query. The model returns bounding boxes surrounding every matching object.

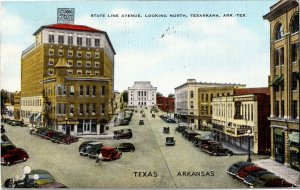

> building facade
[128,81,157,108]
[175,79,245,129]
[20,23,116,136]
[13,92,21,120]
[264,0,300,170]
[212,88,271,154]
[156,96,175,113]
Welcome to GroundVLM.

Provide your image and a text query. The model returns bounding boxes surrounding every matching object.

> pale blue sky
[0,1,276,96]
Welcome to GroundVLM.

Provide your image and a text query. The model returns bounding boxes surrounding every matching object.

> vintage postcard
[1,0,299,189]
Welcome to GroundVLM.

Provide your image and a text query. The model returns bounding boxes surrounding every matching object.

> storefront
[274,128,285,164]
[289,131,299,171]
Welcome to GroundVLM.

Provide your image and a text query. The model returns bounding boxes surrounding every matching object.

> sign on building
[57,8,75,24]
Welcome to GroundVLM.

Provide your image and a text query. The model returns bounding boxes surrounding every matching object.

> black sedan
[116,143,135,152]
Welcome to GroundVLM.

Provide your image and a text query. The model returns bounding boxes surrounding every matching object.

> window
[48,34,54,43]
[281,101,284,117]
[49,49,54,56]
[92,86,96,96]
[70,85,75,95]
[92,104,96,115]
[95,39,100,46]
[95,70,100,75]
[86,85,90,96]
[48,68,54,75]
[94,61,100,68]
[292,72,298,90]
[79,104,83,115]
[290,13,299,34]
[190,91,194,98]
[67,60,73,67]
[86,61,91,67]
[77,51,82,57]
[77,37,82,45]
[58,35,64,44]
[68,36,73,45]
[86,52,91,58]
[291,100,298,119]
[68,50,73,57]
[79,85,84,95]
[67,69,73,75]
[86,38,91,46]
[291,44,298,63]
[70,104,74,115]
[48,59,54,65]
[101,86,105,95]
[77,61,82,67]
[77,70,82,75]
[280,78,284,91]
[58,49,63,56]
[95,52,100,58]
[85,104,90,115]
[101,103,105,114]
[275,23,284,40]
[86,70,91,75]
[279,48,284,65]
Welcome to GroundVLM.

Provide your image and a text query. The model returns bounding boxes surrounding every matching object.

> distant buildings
[174,79,245,129]
[128,81,157,108]
[264,0,299,171]
[156,96,174,113]
[20,23,115,136]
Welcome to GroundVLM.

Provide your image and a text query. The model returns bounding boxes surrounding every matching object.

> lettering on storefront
[58,121,79,125]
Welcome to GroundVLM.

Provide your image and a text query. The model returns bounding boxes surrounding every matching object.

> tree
[121,91,128,103]
[168,93,175,98]
[156,92,163,97]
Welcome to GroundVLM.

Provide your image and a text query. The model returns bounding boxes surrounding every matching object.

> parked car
[56,134,78,144]
[45,130,59,139]
[201,141,222,151]
[88,143,105,158]
[80,142,103,156]
[250,173,281,188]
[163,127,170,134]
[193,135,210,147]
[1,134,10,143]
[165,118,176,123]
[114,131,132,140]
[165,137,175,146]
[243,170,274,186]
[99,146,122,161]
[236,165,266,180]
[209,146,234,156]
[259,178,296,188]
[139,120,144,125]
[1,125,5,133]
[1,148,29,166]
[1,144,16,156]
[119,119,130,126]
[50,132,64,143]
[176,123,188,132]
[10,121,25,127]
[116,143,135,152]
[227,161,254,177]
[79,141,96,151]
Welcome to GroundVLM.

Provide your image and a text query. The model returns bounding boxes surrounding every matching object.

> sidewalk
[254,159,300,187]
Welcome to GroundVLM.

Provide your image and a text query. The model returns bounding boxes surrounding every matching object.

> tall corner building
[264,0,299,171]
[20,23,116,136]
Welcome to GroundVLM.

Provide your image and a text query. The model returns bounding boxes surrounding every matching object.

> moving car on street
[163,127,170,134]
[139,120,144,125]
[165,137,175,146]
[99,146,122,161]
[1,148,29,166]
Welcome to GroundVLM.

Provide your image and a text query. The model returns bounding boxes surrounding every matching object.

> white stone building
[128,81,157,108]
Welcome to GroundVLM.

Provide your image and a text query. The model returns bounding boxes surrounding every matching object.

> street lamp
[247,129,252,162]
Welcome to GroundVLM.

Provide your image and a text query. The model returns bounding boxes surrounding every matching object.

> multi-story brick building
[174,79,245,129]
[128,81,157,108]
[264,0,300,171]
[212,88,271,154]
[20,23,116,136]
[156,96,175,113]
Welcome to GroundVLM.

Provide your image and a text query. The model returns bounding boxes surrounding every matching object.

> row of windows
[274,45,299,67]
[273,72,298,92]
[49,34,101,47]
[45,84,106,96]
[48,49,101,58]
[48,58,101,68]
[274,13,298,41]
[274,100,298,119]
[47,69,100,76]
[200,92,231,102]
[56,103,105,115]
[213,103,254,122]
[21,99,43,107]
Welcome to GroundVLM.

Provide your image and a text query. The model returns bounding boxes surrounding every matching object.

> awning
[269,75,283,87]
[29,114,34,122]
[34,113,41,121]
[289,132,299,143]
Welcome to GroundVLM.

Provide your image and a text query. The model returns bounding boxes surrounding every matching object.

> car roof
[88,142,103,145]
[101,146,115,150]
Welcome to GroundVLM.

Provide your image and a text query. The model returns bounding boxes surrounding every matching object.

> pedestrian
[95,153,102,165]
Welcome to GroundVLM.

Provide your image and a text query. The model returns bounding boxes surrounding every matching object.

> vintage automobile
[1,143,16,156]
[152,114,155,118]
[99,146,122,161]
[113,130,133,140]
[88,143,105,159]
[250,173,281,188]
[165,137,175,146]
[163,127,170,134]
[1,134,11,143]
[56,134,78,144]
[80,142,103,156]
[258,178,296,188]
[176,123,188,132]
[10,120,25,127]
[139,120,144,125]
[116,143,135,152]
[79,141,96,151]
[1,125,5,133]
[193,135,210,147]
[183,130,200,141]
[1,148,29,166]
[119,119,130,126]
[226,161,254,177]
[50,132,64,143]
[236,165,266,180]
[243,170,274,186]
[165,118,176,123]
[209,146,234,156]
[142,113,146,117]
[201,141,222,151]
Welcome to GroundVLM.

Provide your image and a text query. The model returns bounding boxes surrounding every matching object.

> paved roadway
[1,109,256,188]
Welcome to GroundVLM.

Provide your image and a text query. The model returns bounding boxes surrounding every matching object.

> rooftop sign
[57,8,75,24]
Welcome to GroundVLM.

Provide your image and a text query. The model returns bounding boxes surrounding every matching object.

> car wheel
[6,161,11,166]
[213,152,217,156]
[227,152,232,156]
[131,149,135,152]
[67,141,70,145]
[23,157,27,161]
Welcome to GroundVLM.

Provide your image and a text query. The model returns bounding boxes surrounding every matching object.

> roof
[33,23,116,55]
[263,0,298,21]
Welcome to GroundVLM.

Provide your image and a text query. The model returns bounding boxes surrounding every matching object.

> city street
[1,109,258,188]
